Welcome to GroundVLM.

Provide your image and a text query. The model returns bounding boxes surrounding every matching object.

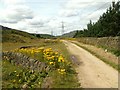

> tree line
[74,1,120,37]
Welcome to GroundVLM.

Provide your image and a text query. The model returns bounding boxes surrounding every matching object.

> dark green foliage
[75,1,120,37]
[31,34,55,39]
[38,34,55,39]
[2,60,45,88]
[110,49,120,57]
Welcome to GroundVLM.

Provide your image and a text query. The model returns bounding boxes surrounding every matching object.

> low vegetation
[76,37,120,57]
[2,60,44,88]
[2,39,80,88]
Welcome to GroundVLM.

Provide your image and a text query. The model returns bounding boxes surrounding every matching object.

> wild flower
[14,47,67,71]
[38,82,41,85]
[61,69,65,72]
[13,79,16,83]
[49,62,54,65]
[14,71,17,73]
[58,69,66,74]
[58,55,64,62]
[16,74,19,77]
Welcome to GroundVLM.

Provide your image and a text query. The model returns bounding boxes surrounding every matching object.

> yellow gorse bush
[14,47,66,74]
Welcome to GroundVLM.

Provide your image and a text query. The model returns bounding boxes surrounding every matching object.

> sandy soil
[63,40,118,88]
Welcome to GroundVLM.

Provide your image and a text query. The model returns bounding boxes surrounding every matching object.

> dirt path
[63,40,118,88]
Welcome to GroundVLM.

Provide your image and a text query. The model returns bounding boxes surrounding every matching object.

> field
[2,39,80,88]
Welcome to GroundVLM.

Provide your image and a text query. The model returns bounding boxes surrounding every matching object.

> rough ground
[63,40,118,88]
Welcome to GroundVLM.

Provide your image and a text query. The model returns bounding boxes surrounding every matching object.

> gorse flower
[58,55,64,62]
[58,69,66,74]
[61,69,65,72]
[49,62,54,65]
[14,47,67,70]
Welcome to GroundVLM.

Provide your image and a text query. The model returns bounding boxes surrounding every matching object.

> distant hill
[1,25,37,43]
[1,25,56,43]
[61,31,77,38]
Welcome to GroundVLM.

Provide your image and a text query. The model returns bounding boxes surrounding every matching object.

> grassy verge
[44,41,80,88]
[72,42,120,72]
[76,37,120,57]
[99,45,120,57]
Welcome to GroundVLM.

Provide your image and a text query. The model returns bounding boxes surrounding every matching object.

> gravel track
[63,40,118,88]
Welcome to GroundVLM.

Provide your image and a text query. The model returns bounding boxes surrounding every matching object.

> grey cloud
[0,19,18,23]
[0,5,34,24]
[27,20,47,28]
[59,9,79,17]
[30,24,45,28]
[28,20,44,25]
[65,12,79,17]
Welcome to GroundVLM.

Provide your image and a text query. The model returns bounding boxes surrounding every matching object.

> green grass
[73,42,120,72]
[49,69,80,88]
[111,49,120,57]
[2,60,45,88]
[99,45,120,57]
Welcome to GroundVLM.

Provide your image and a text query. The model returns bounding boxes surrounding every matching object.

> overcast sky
[0,0,118,35]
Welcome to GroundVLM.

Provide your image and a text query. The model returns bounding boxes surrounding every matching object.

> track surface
[63,40,118,88]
